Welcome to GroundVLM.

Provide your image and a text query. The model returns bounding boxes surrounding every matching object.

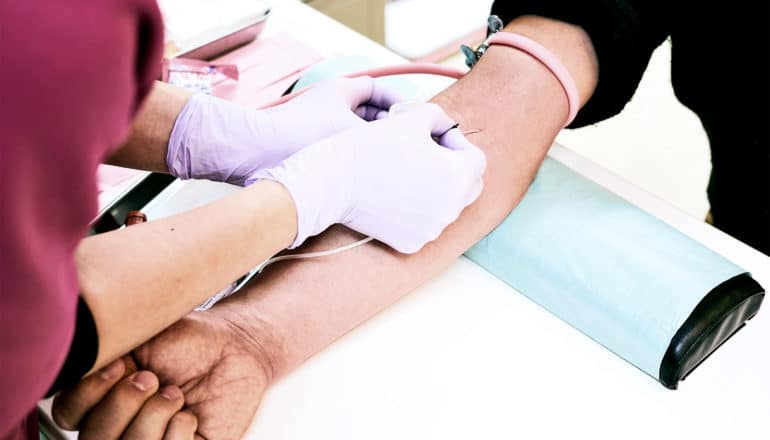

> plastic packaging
[161,58,239,94]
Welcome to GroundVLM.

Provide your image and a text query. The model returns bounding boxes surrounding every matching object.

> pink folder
[211,33,323,106]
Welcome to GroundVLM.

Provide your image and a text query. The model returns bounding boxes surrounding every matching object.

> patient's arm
[214,16,599,379]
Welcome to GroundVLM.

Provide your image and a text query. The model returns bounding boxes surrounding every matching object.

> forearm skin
[78,181,296,373]
[215,17,598,382]
[105,82,192,173]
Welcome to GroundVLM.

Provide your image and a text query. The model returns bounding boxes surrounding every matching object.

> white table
[45,1,770,438]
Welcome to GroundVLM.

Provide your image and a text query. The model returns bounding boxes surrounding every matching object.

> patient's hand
[52,309,274,439]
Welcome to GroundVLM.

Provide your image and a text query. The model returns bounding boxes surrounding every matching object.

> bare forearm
[105,82,191,172]
[216,17,598,380]
[78,180,296,372]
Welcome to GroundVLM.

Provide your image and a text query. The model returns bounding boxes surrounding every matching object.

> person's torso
[0,1,163,437]
[669,1,769,148]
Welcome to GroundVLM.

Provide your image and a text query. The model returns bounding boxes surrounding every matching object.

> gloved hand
[248,103,487,254]
[166,77,403,185]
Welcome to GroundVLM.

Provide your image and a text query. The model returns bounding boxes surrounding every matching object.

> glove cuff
[166,93,209,179]
[246,139,351,249]
[247,167,319,250]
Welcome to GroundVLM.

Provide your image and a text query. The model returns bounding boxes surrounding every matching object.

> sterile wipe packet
[162,58,239,94]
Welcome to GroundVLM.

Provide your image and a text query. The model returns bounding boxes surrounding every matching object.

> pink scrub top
[0,1,163,438]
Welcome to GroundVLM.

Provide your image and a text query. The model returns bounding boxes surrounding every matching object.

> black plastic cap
[659,273,765,389]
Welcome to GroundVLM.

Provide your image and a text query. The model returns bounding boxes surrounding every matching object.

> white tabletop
[244,2,770,439]
[45,1,770,438]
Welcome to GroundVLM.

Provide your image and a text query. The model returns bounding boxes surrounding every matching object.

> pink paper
[211,33,323,106]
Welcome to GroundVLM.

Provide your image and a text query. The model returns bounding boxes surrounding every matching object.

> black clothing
[45,298,98,397]
[491,1,769,254]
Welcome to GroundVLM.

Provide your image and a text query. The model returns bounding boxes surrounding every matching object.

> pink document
[211,33,323,107]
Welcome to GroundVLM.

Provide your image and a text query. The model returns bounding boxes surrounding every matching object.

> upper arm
[491,0,671,126]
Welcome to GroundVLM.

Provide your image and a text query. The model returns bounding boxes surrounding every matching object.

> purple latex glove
[166,77,403,185]
[248,103,487,254]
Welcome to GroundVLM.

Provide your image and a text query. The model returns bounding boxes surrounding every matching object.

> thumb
[368,79,407,111]
[438,127,477,151]
[342,76,405,111]
[440,128,487,178]
[328,76,375,110]
[409,103,457,138]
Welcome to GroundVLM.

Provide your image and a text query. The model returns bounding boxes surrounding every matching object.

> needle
[435,125,483,141]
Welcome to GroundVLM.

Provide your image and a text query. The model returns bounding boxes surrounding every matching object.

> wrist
[248,138,352,249]
[242,179,299,250]
[107,82,191,173]
[207,301,289,384]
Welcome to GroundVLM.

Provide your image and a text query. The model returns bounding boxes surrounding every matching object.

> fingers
[339,76,377,110]
[78,371,159,440]
[122,386,186,440]
[440,128,487,177]
[440,129,488,177]
[437,127,476,151]
[443,129,487,207]
[53,359,193,440]
[163,411,198,440]
[341,76,404,118]
[367,78,406,112]
[373,109,391,120]
[354,104,389,121]
[52,357,128,430]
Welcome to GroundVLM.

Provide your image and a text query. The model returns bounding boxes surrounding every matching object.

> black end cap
[659,273,765,389]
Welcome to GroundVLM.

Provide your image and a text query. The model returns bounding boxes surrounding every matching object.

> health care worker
[0,1,486,438]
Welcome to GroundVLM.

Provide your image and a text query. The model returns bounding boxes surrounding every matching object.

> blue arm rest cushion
[465,157,744,378]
